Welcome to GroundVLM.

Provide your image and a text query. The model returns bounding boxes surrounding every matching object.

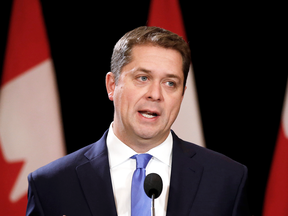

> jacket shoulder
[30,130,109,181]
[30,143,94,181]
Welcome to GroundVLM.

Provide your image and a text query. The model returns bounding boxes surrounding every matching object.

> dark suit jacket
[26,130,250,216]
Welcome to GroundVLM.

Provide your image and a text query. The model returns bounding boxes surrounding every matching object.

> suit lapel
[166,131,203,216]
[76,131,117,216]
[75,130,202,216]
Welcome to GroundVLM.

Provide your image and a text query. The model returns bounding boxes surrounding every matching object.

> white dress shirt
[106,122,172,216]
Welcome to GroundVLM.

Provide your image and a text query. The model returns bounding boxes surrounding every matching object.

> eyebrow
[135,67,152,74]
[135,67,182,81]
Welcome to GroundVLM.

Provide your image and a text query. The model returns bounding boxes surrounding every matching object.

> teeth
[140,112,156,118]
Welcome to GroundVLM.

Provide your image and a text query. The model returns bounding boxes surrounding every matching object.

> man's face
[106,45,186,151]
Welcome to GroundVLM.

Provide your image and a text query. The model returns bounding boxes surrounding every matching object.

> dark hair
[111,26,191,90]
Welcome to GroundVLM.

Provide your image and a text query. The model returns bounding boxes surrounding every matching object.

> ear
[106,72,116,101]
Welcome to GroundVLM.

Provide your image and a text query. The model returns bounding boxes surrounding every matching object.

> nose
[146,82,163,102]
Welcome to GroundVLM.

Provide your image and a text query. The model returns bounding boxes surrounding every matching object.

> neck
[125,140,160,154]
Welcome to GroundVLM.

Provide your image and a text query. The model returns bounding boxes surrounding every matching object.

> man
[26,26,250,216]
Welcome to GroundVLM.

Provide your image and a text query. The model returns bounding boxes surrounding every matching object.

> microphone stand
[151,193,155,216]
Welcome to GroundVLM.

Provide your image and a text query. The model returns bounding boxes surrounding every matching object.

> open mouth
[138,111,159,119]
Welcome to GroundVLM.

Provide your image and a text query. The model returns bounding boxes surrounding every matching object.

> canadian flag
[263,79,288,215]
[0,0,65,215]
[148,0,205,146]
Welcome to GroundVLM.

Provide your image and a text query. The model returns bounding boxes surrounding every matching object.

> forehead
[127,45,184,77]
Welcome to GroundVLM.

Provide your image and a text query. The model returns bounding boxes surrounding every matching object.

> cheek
[166,96,183,116]
[114,84,138,110]
[112,86,123,109]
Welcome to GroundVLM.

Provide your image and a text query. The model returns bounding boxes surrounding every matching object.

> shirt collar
[106,122,173,169]
[146,133,172,167]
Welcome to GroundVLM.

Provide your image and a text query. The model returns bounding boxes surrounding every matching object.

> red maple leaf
[0,142,27,215]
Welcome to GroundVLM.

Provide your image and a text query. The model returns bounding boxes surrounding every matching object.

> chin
[134,128,166,141]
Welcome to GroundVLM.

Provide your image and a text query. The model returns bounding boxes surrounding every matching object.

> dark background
[0,1,286,215]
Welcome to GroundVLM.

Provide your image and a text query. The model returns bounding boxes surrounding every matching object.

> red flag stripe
[148,0,187,41]
[263,80,288,215]
[0,143,27,215]
[1,0,50,87]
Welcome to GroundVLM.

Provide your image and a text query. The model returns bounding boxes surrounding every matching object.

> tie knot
[131,154,152,169]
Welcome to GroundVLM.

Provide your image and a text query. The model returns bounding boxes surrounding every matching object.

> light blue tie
[131,154,153,216]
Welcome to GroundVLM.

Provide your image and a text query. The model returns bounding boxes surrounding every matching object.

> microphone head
[144,173,163,199]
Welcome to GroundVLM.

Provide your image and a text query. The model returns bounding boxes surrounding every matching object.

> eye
[166,81,175,87]
[138,76,148,82]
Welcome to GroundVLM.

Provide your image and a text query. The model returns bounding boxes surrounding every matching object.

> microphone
[144,173,163,216]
